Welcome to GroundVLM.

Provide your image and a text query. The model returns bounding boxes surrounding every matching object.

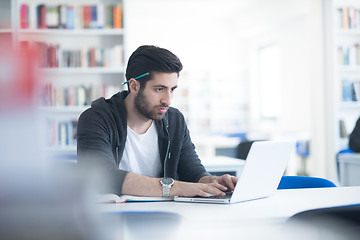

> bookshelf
[11,0,126,156]
[332,0,360,152]
[0,0,13,47]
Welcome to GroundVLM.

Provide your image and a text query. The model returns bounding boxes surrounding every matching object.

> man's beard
[134,90,168,121]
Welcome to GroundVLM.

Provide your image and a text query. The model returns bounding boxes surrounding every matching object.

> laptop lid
[174,140,295,204]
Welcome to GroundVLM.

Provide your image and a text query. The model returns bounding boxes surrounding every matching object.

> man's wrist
[169,180,183,196]
[160,177,174,197]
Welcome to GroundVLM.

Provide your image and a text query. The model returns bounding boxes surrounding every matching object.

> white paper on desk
[97,194,174,203]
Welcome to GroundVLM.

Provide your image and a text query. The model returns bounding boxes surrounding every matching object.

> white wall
[125,0,250,134]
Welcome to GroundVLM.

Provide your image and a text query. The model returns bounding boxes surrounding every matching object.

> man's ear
[128,78,139,93]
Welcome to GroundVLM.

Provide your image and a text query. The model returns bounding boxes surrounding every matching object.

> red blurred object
[0,44,39,110]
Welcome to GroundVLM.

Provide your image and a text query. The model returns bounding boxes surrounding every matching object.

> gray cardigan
[77,91,209,195]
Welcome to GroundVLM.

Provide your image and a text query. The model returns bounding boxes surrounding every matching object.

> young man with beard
[77,45,237,198]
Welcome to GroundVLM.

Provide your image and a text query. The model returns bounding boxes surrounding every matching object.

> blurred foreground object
[0,45,38,110]
[0,45,106,240]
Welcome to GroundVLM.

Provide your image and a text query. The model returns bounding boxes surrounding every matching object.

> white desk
[96,187,360,240]
[98,186,360,221]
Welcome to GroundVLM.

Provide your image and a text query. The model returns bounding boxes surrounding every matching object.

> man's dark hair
[125,45,183,89]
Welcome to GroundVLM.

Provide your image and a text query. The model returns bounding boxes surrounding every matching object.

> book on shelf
[39,82,121,107]
[37,4,47,29]
[47,119,78,147]
[83,5,91,29]
[21,40,124,68]
[90,5,97,29]
[338,44,360,66]
[353,80,360,101]
[46,5,59,28]
[113,4,123,29]
[97,4,105,29]
[66,6,74,29]
[20,4,28,29]
[343,7,350,29]
[21,3,123,30]
[342,79,360,102]
[342,78,353,101]
[58,4,67,29]
[339,119,348,138]
[337,7,360,29]
[20,41,59,68]
[106,5,114,29]
[97,194,174,204]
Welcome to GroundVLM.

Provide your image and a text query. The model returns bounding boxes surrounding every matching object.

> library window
[258,44,282,119]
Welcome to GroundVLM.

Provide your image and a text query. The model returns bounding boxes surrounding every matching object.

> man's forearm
[121,172,226,197]
[121,172,163,197]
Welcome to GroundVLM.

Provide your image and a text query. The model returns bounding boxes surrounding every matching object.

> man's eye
[156,88,163,92]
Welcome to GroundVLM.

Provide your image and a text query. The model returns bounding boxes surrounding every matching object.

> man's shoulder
[167,107,184,118]
[166,107,186,126]
[79,91,126,121]
[91,91,125,108]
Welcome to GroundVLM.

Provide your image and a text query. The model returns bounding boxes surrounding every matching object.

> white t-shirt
[119,121,162,177]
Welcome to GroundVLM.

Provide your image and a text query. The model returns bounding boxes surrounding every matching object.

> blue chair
[278,176,336,189]
[336,148,354,183]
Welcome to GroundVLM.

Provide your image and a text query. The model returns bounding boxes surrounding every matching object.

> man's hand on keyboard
[214,174,238,191]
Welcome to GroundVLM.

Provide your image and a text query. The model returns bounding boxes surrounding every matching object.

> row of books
[47,119,78,147]
[337,44,360,66]
[337,7,360,29]
[40,82,121,107]
[20,3,123,29]
[22,41,124,68]
[342,79,360,102]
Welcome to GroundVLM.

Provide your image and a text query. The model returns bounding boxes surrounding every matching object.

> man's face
[134,72,178,121]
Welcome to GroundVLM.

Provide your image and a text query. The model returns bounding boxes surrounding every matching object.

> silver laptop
[174,140,295,204]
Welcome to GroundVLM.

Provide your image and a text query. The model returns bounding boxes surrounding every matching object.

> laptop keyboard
[197,191,233,199]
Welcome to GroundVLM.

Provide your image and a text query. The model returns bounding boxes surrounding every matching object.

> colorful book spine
[90,5,97,29]
[353,80,360,101]
[20,4,29,29]
[37,4,47,29]
[30,3,123,30]
[83,5,91,29]
[66,6,74,29]
[47,119,78,147]
[338,7,360,29]
[58,4,67,28]
[106,5,113,28]
[40,83,121,107]
[46,5,59,28]
[113,4,123,29]
[75,5,83,29]
[342,79,353,101]
[97,4,105,29]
